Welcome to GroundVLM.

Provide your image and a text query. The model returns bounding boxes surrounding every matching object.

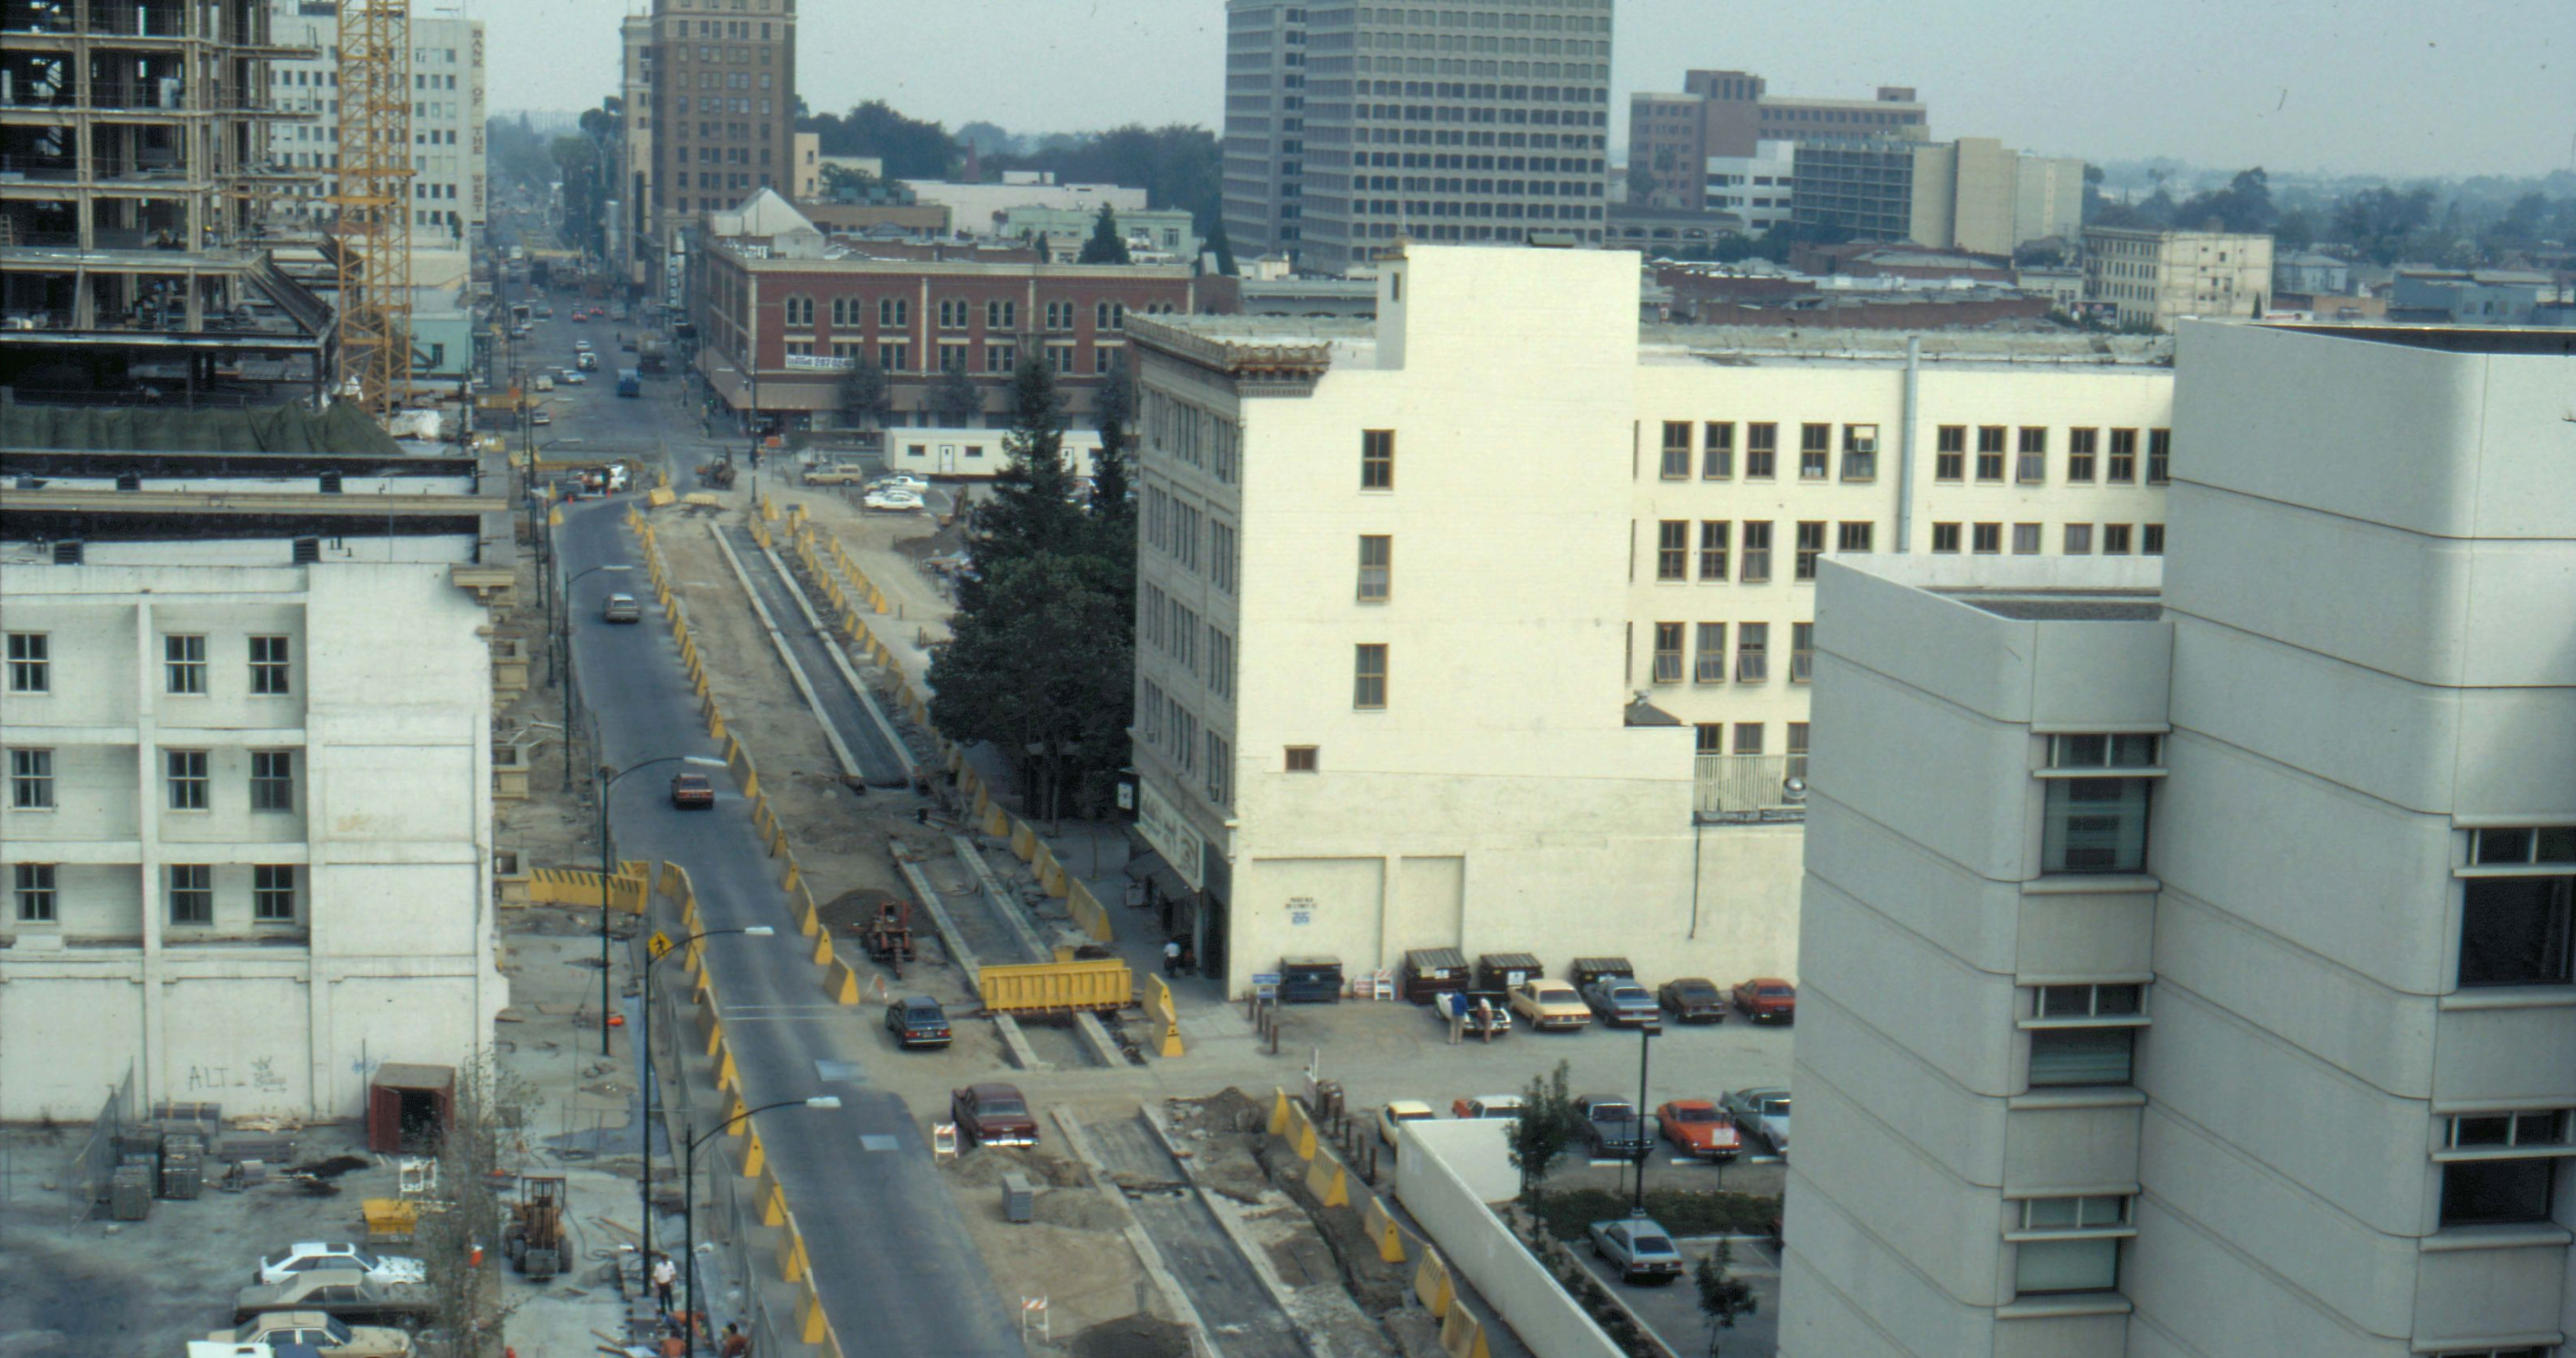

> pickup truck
[1508,979,1591,1032]
[1432,989,1511,1035]
[1574,1094,1649,1159]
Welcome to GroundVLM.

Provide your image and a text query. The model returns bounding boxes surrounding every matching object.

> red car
[950,1083,1038,1149]
[668,772,716,809]
[1732,977,1796,1024]
[1656,1098,1742,1162]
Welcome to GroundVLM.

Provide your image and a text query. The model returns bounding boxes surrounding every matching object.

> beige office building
[2083,227,2273,331]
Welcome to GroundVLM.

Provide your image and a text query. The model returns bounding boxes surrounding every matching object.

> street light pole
[683,1096,842,1355]
[1633,1026,1655,1218]
[596,754,728,1056]
[560,563,633,784]
[637,925,775,1289]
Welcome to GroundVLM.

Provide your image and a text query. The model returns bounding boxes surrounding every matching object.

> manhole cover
[859,1135,897,1153]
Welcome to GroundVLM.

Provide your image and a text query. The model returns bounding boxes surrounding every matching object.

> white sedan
[256,1241,426,1287]
[561,371,587,385]
[862,489,926,513]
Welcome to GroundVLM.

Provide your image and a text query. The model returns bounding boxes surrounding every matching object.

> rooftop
[1933,589,2165,621]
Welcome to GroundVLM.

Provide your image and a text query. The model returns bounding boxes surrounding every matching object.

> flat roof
[1933,589,2164,621]
[2247,323,2576,357]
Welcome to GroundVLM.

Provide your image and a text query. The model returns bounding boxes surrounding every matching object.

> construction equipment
[859,898,917,975]
[697,456,738,490]
[330,0,413,417]
[502,1175,568,1281]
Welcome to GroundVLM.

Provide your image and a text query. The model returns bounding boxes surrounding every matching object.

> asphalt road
[548,369,1024,1353]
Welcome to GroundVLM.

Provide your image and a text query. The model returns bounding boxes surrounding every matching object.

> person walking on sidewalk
[1163,939,1182,978]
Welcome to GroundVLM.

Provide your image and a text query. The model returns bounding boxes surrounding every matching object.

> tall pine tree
[1080,203,1133,264]
[958,353,1085,610]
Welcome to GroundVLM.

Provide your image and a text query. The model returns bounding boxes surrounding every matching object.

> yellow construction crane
[331,0,414,417]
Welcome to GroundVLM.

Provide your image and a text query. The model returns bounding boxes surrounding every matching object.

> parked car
[255,1244,425,1288]
[1573,1094,1648,1159]
[1581,977,1663,1033]
[1377,1100,1436,1148]
[1450,1094,1525,1120]
[208,1312,411,1357]
[1507,979,1591,1031]
[804,464,868,486]
[668,772,716,809]
[1720,1087,1792,1156]
[862,489,926,513]
[1432,989,1511,1035]
[562,371,586,385]
[1732,977,1797,1024]
[884,996,952,1048]
[951,1083,1038,1148]
[234,1269,437,1328]
[578,350,600,370]
[601,593,640,623]
[1657,977,1727,1024]
[529,411,551,426]
[1587,1217,1687,1285]
[868,473,930,493]
[1655,1098,1742,1162]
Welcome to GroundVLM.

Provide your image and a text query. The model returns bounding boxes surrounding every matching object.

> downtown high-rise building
[1243,0,1613,277]
[644,0,796,246]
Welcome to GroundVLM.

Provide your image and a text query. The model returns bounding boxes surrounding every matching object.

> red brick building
[692,242,1224,430]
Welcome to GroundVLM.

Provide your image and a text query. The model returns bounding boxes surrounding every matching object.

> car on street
[1377,1099,1436,1148]
[601,593,640,623]
[234,1269,437,1328]
[1657,977,1728,1024]
[208,1311,412,1357]
[578,351,600,370]
[531,375,552,392]
[1581,977,1663,1032]
[1720,1087,1791,1156]
[863,489,926,513]
[951,1082,1038,1148]
[1451,1094,1524,1120]
[668,772,716,809]
[1573,1094,1648,1160]
[804,464,868,486]
[574,337,593,352]
[572,312,588,324]
[621,336,639,352]
[255,1244,426,1288]
[1587,1217,1687,1285]
[1507,979,1591,1031]
[884,996,953,1048]
[1655,1098,1742,1162]
[530,411,551,426]
[563,371,588,385]
[1732,977,1797,1024]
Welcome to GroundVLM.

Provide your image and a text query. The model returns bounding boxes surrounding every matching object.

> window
[986,300,1017,331]
[165,634,208,695]
[2028,1026,2136,1086]
[254,865,297,922]
[249,636,292,695]
[1744,422,1776,478]
[1097,302,1127,332]
[1353,644,1389,709]
[167,865,213,925]
[2459,876,2573,986]
[5,633,46,693]
[1740,522,1772,583]
[2095,524,2131,557]
[2444,1107,2572,1151]
[2067,428,2098,483]
[9,748,54,809]
[1659,421,1691,478]
[2017,428,2049,483]
[879,297,909,327]
[1045,300,1075,331]
[1973,522,2002,555]
[1798,422,1829,480]
[2472,826,2576,866]
[2035,981,2145,1018]
[937,298,968,329]
[2063,524,2093,555]
[2147,428,2172,483]
[782,294,814,326]
[1285,746,1319,772]
[1361,430,1395,490]
[2012,523,2043,556]
[1836,522,1873,554]
[1698,522,1730,581]
[1786,722,1809,781]
[1655,521,1689,581]
[1695,724,1724,757]
[2108,428,2138,483]
[1934,425,1965,482]
[1736,622,1768,683]
[166,749,209,811]
[1975,426,2007,482]
[1357,536,1392,601]
[1701,422,1733,479]
[1841,424,1878,481]
[1733,722,1765,756]
[1695,623,1727,683]
[1931,522,1962,554]
[2441,1159,2559,1226]
[14,863,56,922]
[1791,621,1815,684]
[2010,1195,2130,1294]
[1794,522,1825,581]
[251,751,295,812]
[985,344,1016,373]
[1652,622,1684,684]
[878,343,908,372]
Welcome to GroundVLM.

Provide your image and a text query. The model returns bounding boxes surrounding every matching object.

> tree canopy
[1080,204,1134,265]
[798,101,956,179]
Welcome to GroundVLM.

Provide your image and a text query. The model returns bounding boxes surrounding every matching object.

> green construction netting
[0,399,399,457]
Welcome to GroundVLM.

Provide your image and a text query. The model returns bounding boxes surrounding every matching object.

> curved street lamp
[681,1096,842,1354]
[638,925,775,1275]
[597,755,726,1055]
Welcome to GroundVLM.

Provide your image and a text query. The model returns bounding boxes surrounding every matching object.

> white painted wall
[1394,1118,1626,1358]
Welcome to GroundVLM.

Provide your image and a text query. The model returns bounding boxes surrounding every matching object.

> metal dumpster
[1400,948,1470,1004]
[1278,956,1346,1004]
[1475,951,1545,991]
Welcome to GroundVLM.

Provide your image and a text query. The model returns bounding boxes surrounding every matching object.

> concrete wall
[1394,1119,1625,1358]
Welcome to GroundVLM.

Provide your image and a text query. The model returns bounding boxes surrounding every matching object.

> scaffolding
[330,0,413,416]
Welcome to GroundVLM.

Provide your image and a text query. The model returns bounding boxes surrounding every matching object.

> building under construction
[0,0,335,402]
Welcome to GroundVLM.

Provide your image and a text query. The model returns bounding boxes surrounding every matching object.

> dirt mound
[1066,1312,1192,1358]
[1170,1087,1266,1137]
[284,1155,370,1179]
[942,1145,1088,1190]
[1031,1189,1124,1232]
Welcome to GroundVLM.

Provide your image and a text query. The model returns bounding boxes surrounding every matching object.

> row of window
[10,863,300,926]
[780,298,1153,336]
[6,749,296,813]
[1692,720,1808,760]
[1144,389,1244,486]
[4,633,292,696]
[1932,521,2166,557]
[1653,421,2173,487]
[1650,621,1807,687]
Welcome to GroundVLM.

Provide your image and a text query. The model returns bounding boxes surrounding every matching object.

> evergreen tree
[927,553,1133,821]
[959,354,1084,608]
[1080,204,1133,265]
[1507,1061,1583,1210]
[1089,348,1136,521]
[930,362,983,428]
[836,356,891,431]
[1206,217,1239,276]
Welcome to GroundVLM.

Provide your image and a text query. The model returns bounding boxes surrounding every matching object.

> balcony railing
[1695,753,1808,822]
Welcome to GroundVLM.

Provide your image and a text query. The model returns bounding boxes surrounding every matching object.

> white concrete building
[1781,323,2576,1358]
[1704,140,1797,234]
[264,1,487,249]
[909,176,1148,237]
[2082,227,2273,333]
[1123,245,2177,997]
[0,456,512,1121]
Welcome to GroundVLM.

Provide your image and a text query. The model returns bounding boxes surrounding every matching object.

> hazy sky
[478,0,2573,179]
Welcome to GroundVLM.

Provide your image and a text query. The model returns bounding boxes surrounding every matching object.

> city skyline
[478,0,2576,178]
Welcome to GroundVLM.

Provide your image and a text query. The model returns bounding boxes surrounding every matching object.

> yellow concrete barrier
[795,882,822,939]
[810,928,833,968]
[1440,1304,1492,1358]
[1147,976,1185,1058]
[743,1127,767,1177]
[825,958,861,1004]
[717,1045,739,1095]
[1270,1088,1293,1137]
[1362,1196,1412,1264]
[1067,879,1113,945]
[1414,1247,1456,1319]
[796,1280,831,1344]
[1304,1153,1350,1207]
[1008,819,1038,864]
[527,865,648,914]
[982,803,1010,838]
[1032,842,1069,897]
[646,485,676,508]
[1286,1103,1319,1162]
[776,1225,808,1283]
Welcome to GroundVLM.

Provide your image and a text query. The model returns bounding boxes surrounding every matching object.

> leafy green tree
[931,363,984,429]
[1507,1061,1584,1209]
[1080,204,1134,265]
[1694,1239,1760,1355]
[2335,186,2439,264]
[798,101,956,179]
[836,356,891,431]
[2174,167,2278,235]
